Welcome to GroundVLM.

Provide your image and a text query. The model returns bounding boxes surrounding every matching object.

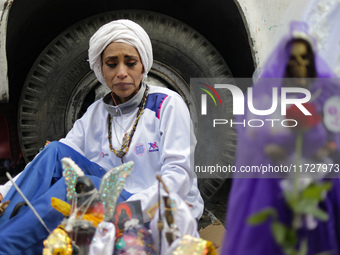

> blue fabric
[144,93,168,119]
[0,141,133,254]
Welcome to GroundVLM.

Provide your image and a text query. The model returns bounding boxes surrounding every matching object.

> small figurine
[42,226,73,255]
[44,158,134,255]
[114,219,156,255]
[150,175,205,255]
[173,235,217,255]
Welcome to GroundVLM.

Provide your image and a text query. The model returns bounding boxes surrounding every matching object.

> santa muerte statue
[222,21,340,255]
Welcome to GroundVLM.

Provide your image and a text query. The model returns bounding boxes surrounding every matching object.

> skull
[74,176,98,206]
[75,176,95,194]
[285,40,311,86]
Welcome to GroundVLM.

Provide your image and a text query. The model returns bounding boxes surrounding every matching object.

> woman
[0,19,203,254]
[222,21,340,254]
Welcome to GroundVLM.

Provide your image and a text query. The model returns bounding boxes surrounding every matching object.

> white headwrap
[88,19,153,85]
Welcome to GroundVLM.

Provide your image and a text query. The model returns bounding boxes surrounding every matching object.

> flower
[286,103,321,130]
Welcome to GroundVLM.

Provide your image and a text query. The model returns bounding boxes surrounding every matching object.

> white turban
[88,19,153,85]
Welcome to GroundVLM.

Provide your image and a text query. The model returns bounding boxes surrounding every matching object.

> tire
[18,10,236,201]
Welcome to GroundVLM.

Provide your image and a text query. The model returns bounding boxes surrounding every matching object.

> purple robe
[222,21,340,255]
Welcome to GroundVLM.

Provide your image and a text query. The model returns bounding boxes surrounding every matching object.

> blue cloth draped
[0,141,132,254]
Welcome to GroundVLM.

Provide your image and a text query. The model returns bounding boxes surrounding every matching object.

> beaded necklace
[108,85,149,163]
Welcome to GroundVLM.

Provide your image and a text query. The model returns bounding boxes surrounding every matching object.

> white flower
[305,214,318,230]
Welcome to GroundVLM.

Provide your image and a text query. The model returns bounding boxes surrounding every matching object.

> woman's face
[102,42,144,103]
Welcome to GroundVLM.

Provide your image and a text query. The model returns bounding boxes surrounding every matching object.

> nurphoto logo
[196,82,223,115]
[190,78,340,179]
[192,78,314,129]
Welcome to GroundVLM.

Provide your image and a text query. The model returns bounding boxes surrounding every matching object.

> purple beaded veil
[233,21,340,178]
[256,21,337,80]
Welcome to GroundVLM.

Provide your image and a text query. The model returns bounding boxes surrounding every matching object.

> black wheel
[18,10,236,200]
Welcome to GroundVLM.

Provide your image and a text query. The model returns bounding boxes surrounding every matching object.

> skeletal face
[76,176,95,194]
[285,41,310,86]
